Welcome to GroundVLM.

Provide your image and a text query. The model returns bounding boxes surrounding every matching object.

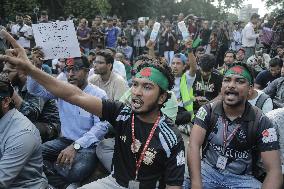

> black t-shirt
[255,70,280,90]
[193,70,223,101]
[101,100,185,188]
[194,102,279,175]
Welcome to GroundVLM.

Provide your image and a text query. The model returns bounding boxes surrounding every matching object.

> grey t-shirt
[195,102,279,175]
[0,109,48,189]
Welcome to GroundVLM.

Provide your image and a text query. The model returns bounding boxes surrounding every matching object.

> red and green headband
[224,65,253,85]
[135,67,169,91]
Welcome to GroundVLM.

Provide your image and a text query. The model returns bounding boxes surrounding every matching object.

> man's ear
[2,97,11,110]
[158,92,168,105]
[248,84,254,97]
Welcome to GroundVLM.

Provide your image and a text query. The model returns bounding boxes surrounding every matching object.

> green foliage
[1,0,245,21]
[265,0,284,8]
[63,0,111,19]
[2,0,38,19]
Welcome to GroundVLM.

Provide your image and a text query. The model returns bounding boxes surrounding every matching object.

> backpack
[255,93,270,110]
[201,100,263,179]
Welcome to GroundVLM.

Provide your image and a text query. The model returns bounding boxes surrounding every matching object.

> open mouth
[224,91,239,100]
[131,98,144,109]
[68,78,77,83]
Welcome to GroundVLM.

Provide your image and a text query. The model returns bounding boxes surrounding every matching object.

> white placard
[32,21,81,60]
[149,22,161,42]
[178,21,190,40]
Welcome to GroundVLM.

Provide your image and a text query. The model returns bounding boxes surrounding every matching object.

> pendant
[131,139,141,153]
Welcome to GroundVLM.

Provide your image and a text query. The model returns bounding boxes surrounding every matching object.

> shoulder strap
[255,93,270,110]
[247,105,263,176]
[247,106,263,148]
[201,100,221,157]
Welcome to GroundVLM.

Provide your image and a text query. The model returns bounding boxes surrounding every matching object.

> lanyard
[131,113,160,180]
[200,74,211,97]
[222,117,240,154]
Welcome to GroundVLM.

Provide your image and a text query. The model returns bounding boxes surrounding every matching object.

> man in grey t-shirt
[0,74,48,189]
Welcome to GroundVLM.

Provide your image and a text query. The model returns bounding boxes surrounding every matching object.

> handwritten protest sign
[149,22,161,42]
[32,21,81,59]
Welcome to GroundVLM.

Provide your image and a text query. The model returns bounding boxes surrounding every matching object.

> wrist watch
[73,143,81,151]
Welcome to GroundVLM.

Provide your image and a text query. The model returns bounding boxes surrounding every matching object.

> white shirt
[113,60,127,80]
[248,89,273,113]
[11,24,33,48]
[241,22,259,48]
[131,29,146,47]
[247,53,271,70]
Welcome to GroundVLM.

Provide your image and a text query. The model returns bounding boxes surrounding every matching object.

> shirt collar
[213,101,256,122]
[0,108,16,133]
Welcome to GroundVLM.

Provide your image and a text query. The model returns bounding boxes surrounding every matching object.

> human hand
[184,38,193,49]
[0,30,33,74]
[146,40,155,49]
[56,144,77,166]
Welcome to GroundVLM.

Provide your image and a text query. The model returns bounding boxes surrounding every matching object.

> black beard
[132,96,160,116]
[0,106,5,119]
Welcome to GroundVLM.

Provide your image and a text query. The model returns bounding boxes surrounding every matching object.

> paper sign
[32,21,81,59]
[178,21,190,40]
[149,22,161,42]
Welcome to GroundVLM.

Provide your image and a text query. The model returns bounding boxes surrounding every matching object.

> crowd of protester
[0,8,284,189]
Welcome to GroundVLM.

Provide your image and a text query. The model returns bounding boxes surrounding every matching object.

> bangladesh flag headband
[135,67,169,91]
[224,65,253,85]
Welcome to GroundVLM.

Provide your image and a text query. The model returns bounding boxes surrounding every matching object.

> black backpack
[255,93,270,110]
[201,100,263,179]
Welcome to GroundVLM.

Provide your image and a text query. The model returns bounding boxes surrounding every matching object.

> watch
[73,143,81,151]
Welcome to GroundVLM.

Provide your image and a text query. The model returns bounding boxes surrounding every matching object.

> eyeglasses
[93,60,106,65]
[63,66,84,73]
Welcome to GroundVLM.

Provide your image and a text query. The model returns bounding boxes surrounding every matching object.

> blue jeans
[184,161,261,189]
[42,137,97,188]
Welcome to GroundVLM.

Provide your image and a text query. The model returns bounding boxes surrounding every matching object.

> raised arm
[0,30,103,118]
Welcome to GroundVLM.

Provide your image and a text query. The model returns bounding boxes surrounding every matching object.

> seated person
[247,45,271,74]
[263,62,284,108]
[192,54,223,111]
[255,57,282,90]
[0,74,48,188]
[2,49,60,142]
[171,52,197,125]
[27,56,109,188]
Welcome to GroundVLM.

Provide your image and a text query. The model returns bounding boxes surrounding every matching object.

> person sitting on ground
[171,51,197,125]
[0,74,48,188]
[255,57,282,90]
[192,54,223,112]
[263,62,284,109]
[187,63,282,189]
[27,56,109,188]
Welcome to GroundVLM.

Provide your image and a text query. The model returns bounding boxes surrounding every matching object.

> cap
[89,49,96,56]
[66,57,90,68]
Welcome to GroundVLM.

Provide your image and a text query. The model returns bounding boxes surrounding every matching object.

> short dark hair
[41,10,48,16]
[0,74,15,109]
[196,46,205,53]
[225,50,236,59]
[199,54,215,72]
[250,13,260,20]
[16,12,24,17]
[276,45,284,49]
[96,50,114,65]
[269,58,283,67]
[106,47,116,55]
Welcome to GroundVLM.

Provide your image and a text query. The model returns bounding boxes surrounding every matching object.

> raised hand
[0,29,33,74]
